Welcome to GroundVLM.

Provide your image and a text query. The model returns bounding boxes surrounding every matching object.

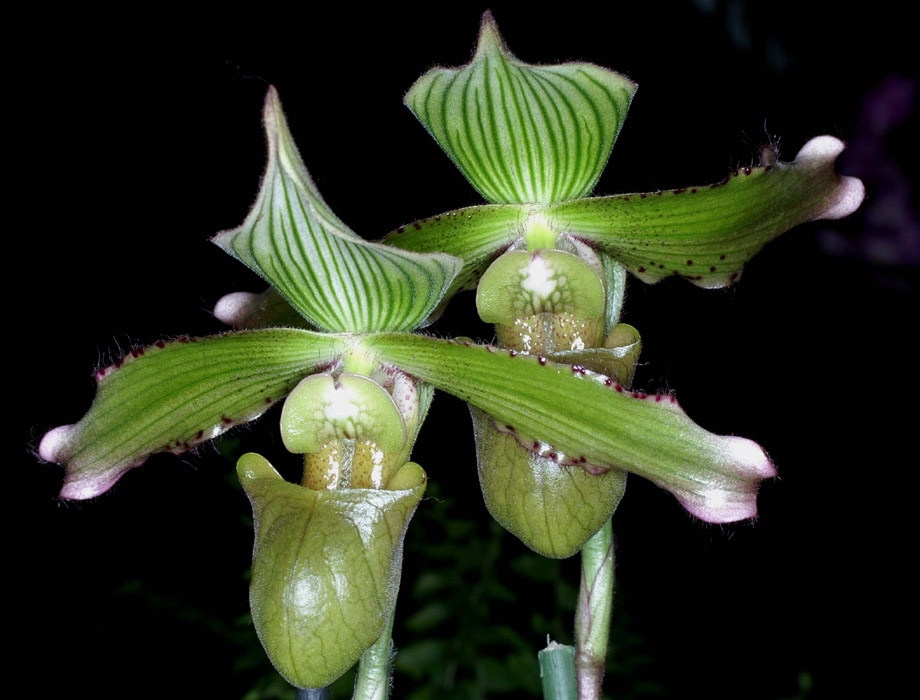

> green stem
[574,519,614,700]
[296,688,331,700]
[539,641,578,700]
[352,607,396,700]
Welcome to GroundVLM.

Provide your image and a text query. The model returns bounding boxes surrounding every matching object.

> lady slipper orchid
[380,11,864,551]
[36,12,863,692]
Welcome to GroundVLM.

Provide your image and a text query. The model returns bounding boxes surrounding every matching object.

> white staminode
[521,255,556,303]
[328,388,360,422]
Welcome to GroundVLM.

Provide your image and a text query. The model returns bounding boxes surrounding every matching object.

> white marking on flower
[521,255,556,303]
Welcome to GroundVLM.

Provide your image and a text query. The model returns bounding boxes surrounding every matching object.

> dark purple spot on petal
[538,356,547,365]
[686,260,693,266]
[155,340,166,349]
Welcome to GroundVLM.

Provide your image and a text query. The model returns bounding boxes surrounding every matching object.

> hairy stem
[296,688,331,700]
[352,608,396,700]
[574,519,614,700]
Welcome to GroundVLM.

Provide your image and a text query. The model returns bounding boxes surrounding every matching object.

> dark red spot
[719,254,726,260]
[195,430,204,440]
[175,440,182,447]
[730,272,739,282]
[690,188,698,194]
[396,226,405,234]
[743,167,752,175]
[638,266,646,273]
[578,456,587,463]
[686,260,693,266]
[547,453,557,461]
[710,266,716,272]
[413,221,421,230]
[572,364,586,374]
[614,385,623,392]
[655,395,663,402]
[672,269,679,275]
[659,264,665,269]
[221,415,232,425]
[656,190,663,196]
[674,188,686,195]
[532,442,540,450]
[265,397,272,404]
[508,349,517,357]
[670,396,677,403]
[178,335,189,343]
[131,348,144,358]
[538,356,547,365]
[763,165,773,172]
[95,369,106,380]
[505,424,514,432]
[604,377,613,386]
[732,169,739,177]
[114,358,123,368]
[640,193,647,198]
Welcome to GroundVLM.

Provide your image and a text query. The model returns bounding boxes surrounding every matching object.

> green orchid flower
[382,12,863,555]
[38,44,805,686]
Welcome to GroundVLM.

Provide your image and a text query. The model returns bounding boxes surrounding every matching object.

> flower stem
[574,518,614,700]
[296,688,331,700]
[538,641,578,700]
[352,607,396,700]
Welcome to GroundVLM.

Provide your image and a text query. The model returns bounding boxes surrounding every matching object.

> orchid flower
[380,12,864,557]
[36,13,860,693]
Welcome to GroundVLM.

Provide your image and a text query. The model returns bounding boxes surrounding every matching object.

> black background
[21,3,915,698]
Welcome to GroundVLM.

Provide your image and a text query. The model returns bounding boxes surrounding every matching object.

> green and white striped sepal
[405,11,636,205]
[214,87,461,332]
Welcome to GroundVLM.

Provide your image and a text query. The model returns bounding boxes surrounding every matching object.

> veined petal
[239,453,426,688]
[382,202,527,300]
[365,333,775,523]
[213,87,461,332]
[548,136,865,287]
[405,11,636,204]
[38,329,346,500]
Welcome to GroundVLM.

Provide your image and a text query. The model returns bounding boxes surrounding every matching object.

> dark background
[21,2,915,698]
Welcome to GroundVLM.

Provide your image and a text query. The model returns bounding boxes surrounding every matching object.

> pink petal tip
[38,425,75,463]
[214,291,259,326]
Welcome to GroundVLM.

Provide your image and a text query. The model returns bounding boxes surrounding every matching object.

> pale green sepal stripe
[405,12,636,205]
[213,87,461,332]
[383,203,527,301]
[366,333,776,523]
[39,329,346,500]
[239,453,426,689]
[549,136,865,288]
